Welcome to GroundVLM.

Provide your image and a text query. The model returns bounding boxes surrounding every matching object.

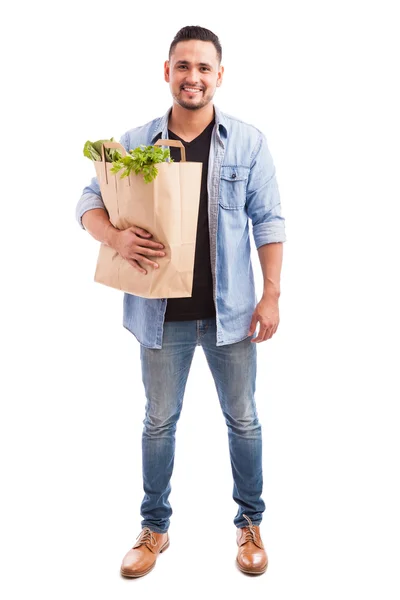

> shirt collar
[150,104,228,142]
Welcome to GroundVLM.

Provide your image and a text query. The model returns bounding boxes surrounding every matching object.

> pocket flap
[220,165,250,182]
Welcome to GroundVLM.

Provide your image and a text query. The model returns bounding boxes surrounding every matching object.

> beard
[172,86,216,111]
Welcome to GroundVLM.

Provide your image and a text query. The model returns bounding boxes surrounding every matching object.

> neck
[168,102,214,141]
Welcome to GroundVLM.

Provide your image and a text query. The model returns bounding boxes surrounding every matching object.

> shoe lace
[242,514,257,543]
[136,527,157,547]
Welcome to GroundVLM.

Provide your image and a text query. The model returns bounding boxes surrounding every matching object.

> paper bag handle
[154,139,186,162]
[101,141,127,185]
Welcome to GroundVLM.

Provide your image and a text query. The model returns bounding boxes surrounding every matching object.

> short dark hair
[169,26,222,64]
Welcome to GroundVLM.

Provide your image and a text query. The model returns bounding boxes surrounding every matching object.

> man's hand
[248,294,280,343]
[112,226,166,275]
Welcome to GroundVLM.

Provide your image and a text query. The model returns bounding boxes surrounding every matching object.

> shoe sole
[120,540,170,578]
[236,558,268,575]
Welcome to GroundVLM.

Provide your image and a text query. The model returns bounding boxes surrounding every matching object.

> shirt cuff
[253,220,286,248]
[76,193,107,230]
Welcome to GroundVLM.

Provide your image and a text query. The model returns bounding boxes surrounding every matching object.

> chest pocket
[218,165,250,209]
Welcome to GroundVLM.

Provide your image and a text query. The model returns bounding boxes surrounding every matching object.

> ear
[164,60,170,83]
[216,65,224,87]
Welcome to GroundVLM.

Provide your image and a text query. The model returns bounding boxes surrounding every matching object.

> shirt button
[231,173,237,179]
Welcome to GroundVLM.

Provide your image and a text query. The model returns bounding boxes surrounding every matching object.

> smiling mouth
[181,87,203,94]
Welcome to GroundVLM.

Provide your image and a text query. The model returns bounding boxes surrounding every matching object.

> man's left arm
[245,132,286,343]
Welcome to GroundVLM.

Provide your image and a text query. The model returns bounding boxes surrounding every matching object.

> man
[76,25,286,577]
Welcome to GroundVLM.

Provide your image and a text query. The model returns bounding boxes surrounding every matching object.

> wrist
[105,224,119,250]
[262,286,280,300]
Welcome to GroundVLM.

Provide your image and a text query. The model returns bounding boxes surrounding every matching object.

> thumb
[248,314,258,336]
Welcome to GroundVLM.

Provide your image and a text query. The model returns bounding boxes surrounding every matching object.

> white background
[1,0,399,598]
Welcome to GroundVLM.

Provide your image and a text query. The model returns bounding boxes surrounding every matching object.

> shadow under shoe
[236,514,268,575]
[120,527,170,578]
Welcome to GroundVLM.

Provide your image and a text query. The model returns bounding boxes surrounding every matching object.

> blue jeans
[139,317,265,533]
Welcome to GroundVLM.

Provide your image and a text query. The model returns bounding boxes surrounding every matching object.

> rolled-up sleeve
[246,132,286,249]
[75,132,129,230]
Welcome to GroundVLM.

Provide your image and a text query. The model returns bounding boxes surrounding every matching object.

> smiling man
[76,25,286,578]
[168,46,221,114]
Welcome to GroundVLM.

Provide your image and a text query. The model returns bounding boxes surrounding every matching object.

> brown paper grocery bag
[92,140,202,298]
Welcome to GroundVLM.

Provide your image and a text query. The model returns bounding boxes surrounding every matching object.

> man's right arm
[76,132,166,273]
[81,208,119,249]
[81,207,166,274]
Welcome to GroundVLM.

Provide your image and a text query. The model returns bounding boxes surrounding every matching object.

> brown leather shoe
[120,527,169,578]
[236,514,268,575]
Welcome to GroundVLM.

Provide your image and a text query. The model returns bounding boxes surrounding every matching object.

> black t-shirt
[154,118,216,321]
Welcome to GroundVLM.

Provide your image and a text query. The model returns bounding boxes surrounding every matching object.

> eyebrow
[175,60,213,68]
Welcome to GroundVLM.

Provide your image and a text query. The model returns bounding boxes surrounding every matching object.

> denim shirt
[76,105,286,348]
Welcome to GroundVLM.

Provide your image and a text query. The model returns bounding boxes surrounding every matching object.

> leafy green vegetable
[83,138,122,163]
[110,144,173,184]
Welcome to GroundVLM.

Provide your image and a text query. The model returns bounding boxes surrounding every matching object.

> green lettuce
[83,138,122,163]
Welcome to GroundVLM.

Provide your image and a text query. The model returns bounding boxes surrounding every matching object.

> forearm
[81,208,119,249]
[257,242,283,298]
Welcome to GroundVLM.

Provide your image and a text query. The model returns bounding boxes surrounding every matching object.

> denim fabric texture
[76,105,286,348]
[139,318,265,532]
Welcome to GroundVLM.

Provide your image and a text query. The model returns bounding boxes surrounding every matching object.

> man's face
[164,40,223,111]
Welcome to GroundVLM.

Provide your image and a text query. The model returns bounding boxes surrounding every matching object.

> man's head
[165,26,224,111]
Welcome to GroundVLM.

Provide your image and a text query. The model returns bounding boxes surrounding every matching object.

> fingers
[131,253,162,269]
[127,259,147,275]
[140,247,166,257]
[251,324,275,343]
[138,237,165,249]
[126,257,161,274]
[132,228,164,252]
[251,328,267,343]
[132,226,152,238]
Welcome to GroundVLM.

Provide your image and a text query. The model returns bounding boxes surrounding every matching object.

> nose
[184,69,202,84]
